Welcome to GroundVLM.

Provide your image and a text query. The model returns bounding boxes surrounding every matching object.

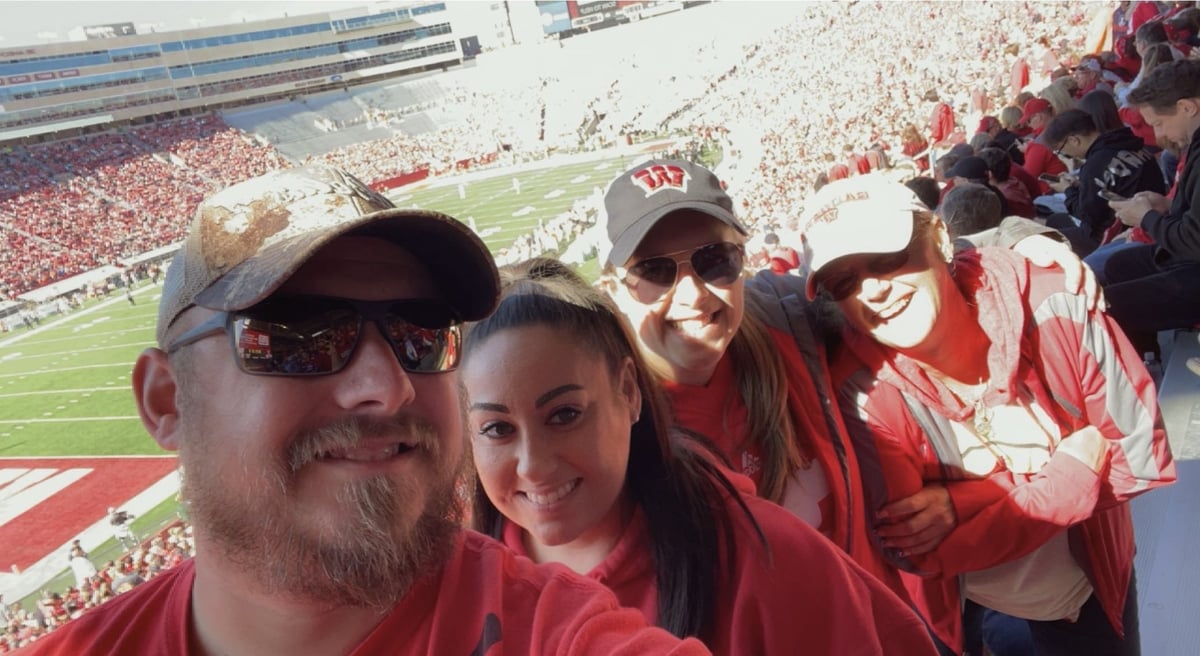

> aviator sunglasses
[166,295,462,376]
[620,241,745,303]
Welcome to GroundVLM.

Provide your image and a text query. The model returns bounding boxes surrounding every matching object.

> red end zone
[0,457,178,571]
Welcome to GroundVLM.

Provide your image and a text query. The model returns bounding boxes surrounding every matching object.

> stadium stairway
[1131,329,1200,655]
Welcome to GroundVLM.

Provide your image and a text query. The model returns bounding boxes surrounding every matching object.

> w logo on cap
[630,164,690,197]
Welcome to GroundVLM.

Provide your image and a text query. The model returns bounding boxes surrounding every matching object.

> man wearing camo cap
[28,165,707,655]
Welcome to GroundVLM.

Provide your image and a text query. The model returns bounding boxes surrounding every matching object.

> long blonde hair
[724,305,806,503]
[1039,81,1074,116]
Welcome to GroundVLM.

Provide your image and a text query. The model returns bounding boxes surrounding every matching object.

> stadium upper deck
[0,2,462,143]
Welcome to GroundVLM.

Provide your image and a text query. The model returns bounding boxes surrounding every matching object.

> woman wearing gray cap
[598,158,1113,652]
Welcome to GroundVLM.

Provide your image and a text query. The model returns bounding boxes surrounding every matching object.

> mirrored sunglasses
[166,295,462,376]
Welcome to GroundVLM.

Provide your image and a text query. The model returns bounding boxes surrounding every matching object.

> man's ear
[131,348,183,452]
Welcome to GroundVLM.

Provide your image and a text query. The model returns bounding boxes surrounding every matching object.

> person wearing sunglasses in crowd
[803,175,1175,656]
[27,165,711,656]
[599,159,1106,651]
[460,258,937,655]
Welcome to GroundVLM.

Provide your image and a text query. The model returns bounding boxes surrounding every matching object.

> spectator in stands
[1106,59,1200,357]
[25,165,705,656]
[904,176,942,211]
[945,156,1011,217]
[1017,97,1069,193]
[939,182,1004,238]
[1135,18,1183,60]
[1119,44,1176,152]
[977,147,1036,219]
[762,231,801,274]
[1000,105,1029,142]
[1167,7,1200,51]
[902,123,931,172]
[461,258,934,653]
[926,91,957,148]
[1078,90,1125,134]
[804,175,1174,656]
[1040,81,1077,117]
[1072,58,1115,99]
[979,115,1025,167]
[1042,109,1166,256]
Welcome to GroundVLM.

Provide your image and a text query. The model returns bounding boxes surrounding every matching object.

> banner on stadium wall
[374,166,432,191]
[572,0,618,18]
[82,22,136,39]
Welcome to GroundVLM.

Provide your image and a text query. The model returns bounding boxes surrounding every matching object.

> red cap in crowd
[1018,98,1052,125]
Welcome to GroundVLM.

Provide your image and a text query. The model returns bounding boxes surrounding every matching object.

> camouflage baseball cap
[156,164,499,347]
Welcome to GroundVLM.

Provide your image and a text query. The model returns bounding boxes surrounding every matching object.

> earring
[940,240,954,264]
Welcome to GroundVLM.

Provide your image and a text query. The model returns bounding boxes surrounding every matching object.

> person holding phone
[1104,59,1200,357]
[1040,109,1165,256]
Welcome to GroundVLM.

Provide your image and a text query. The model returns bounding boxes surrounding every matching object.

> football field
[0,151,640,605]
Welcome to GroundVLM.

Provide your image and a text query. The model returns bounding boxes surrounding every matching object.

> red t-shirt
[766,247,800,274]
[663,326,901,592]
[502,491,936,655]
[23,534,707,655]
[1021,141,1068,194]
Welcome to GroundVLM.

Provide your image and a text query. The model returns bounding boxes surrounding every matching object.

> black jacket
[1064,127,1165,243]
[1143,125,1200,264]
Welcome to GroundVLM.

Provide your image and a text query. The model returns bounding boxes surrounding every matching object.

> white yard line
[0,417,140,425]
[0,363,134,379]
[0,387,131,399]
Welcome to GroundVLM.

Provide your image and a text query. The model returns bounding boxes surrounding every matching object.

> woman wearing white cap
[803,175,1175,656]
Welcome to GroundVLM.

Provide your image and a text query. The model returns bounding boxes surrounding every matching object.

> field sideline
[0,150,645,603]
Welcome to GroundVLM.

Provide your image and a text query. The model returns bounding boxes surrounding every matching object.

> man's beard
[181,415,467,609]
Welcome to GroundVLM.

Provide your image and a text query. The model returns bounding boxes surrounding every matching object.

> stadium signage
[576,0,619,17]
[82,22,137,40]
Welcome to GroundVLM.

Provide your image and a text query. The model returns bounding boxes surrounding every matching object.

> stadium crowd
[1,522,194,652]
[0,1,1113,304]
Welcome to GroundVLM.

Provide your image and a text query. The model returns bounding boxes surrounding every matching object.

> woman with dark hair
[801,175,1175,656]
[461,258,936,654]
[1077,89,1124,133]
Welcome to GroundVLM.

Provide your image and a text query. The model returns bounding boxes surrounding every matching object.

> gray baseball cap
[603,159,748,266]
